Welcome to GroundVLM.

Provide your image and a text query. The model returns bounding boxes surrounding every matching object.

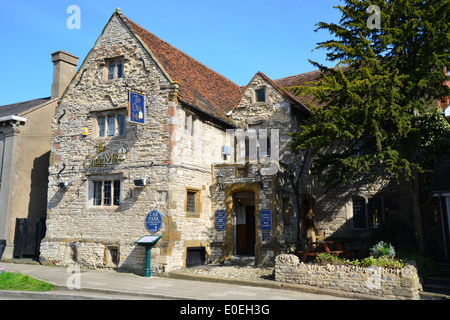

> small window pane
[245,137,250,158]
[93,181,102,206]
[255,88,265,102]
[185,114,189,132]
[113,180,121,206]
[108,63,115,80]
[98,117,105,137]
[103,181,111,206]
[187,191,196,213]
[368,198,382,229]
[117,62,123,78]
[107,116,115,136]
[353,199,366,229]
[118,115,125,136]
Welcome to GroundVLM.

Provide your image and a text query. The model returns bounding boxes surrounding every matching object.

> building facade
[39,10,414,273]
[0,51,78,260]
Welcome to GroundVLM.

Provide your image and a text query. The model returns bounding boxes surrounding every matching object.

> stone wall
[274,254,422,300]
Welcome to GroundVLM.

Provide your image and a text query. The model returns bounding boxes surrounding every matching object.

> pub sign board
[145,210,162,233]
[260,210,272,231]
[128,90,145,124]
[215,210,226,231]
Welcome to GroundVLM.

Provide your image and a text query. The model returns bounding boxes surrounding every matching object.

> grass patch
[0,272,54,292]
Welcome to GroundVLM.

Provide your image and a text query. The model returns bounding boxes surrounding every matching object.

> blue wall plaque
[215,210,226,231]
[129,91,145,124]
[145,210,162,233]
[260,210,272,231]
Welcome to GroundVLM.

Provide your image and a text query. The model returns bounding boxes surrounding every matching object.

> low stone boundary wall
[275,254,422,300]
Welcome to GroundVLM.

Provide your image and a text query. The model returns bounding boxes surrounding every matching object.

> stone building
[39,10,413,273]
[0,51,78,260]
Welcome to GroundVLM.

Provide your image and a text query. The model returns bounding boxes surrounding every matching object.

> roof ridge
[273,69,322,83]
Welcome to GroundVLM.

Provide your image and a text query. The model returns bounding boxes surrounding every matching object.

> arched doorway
[233,191,256,256]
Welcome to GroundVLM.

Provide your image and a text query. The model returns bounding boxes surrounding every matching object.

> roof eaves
[0,115,27,123]
[180,99,236,129]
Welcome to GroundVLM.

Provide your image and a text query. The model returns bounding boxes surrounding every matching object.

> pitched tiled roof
[0,97,51,118]
[118,12,242,122]
[228,70,318,118]
[274,70,322,108]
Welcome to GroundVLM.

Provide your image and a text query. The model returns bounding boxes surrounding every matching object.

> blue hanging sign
[128,90,145,124]
[215,210,226,231]
[145,210,162,233]
[260,210,272,231]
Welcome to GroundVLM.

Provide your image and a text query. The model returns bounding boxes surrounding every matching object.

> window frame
[351,196,400,230]
[103,57,125,82]
[88,175,122,210]
[252,86,267,104]
[255,88,266,103]
[185,188,201,217]
[352,198,367,230]
[92,110,126,140]
[184,111,196,137]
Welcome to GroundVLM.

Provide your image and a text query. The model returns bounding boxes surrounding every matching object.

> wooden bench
[297,240,361,262]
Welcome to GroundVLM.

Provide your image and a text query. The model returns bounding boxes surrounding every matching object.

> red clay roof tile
[118,13,242,122]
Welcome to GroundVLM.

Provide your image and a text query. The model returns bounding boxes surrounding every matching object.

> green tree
[286,0,450,252]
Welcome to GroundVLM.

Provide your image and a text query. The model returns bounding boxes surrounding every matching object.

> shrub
[360,256,405,269]
[370,241,396,258]
[314,253,405,269]
[315,253,360,267]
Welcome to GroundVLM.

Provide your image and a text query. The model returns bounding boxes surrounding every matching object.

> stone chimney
[51,51,79,99]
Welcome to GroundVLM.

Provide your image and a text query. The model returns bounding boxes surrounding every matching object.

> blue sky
[0,0,342,106]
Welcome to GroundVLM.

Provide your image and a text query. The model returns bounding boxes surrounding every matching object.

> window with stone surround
[252,86,267,104]
[185,188,201,217]
[255,88,266,102]
[103,57,124,81]
[88,175,122,209]
[184,112,196,136]
[92,110,126,139]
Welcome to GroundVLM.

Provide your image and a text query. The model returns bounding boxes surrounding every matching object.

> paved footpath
[0,261,374,301]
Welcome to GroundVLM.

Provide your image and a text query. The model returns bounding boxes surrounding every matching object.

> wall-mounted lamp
[57,181,71,189]
[217,173,224,190]
[134,179,149,187]
[255,170,263,189]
